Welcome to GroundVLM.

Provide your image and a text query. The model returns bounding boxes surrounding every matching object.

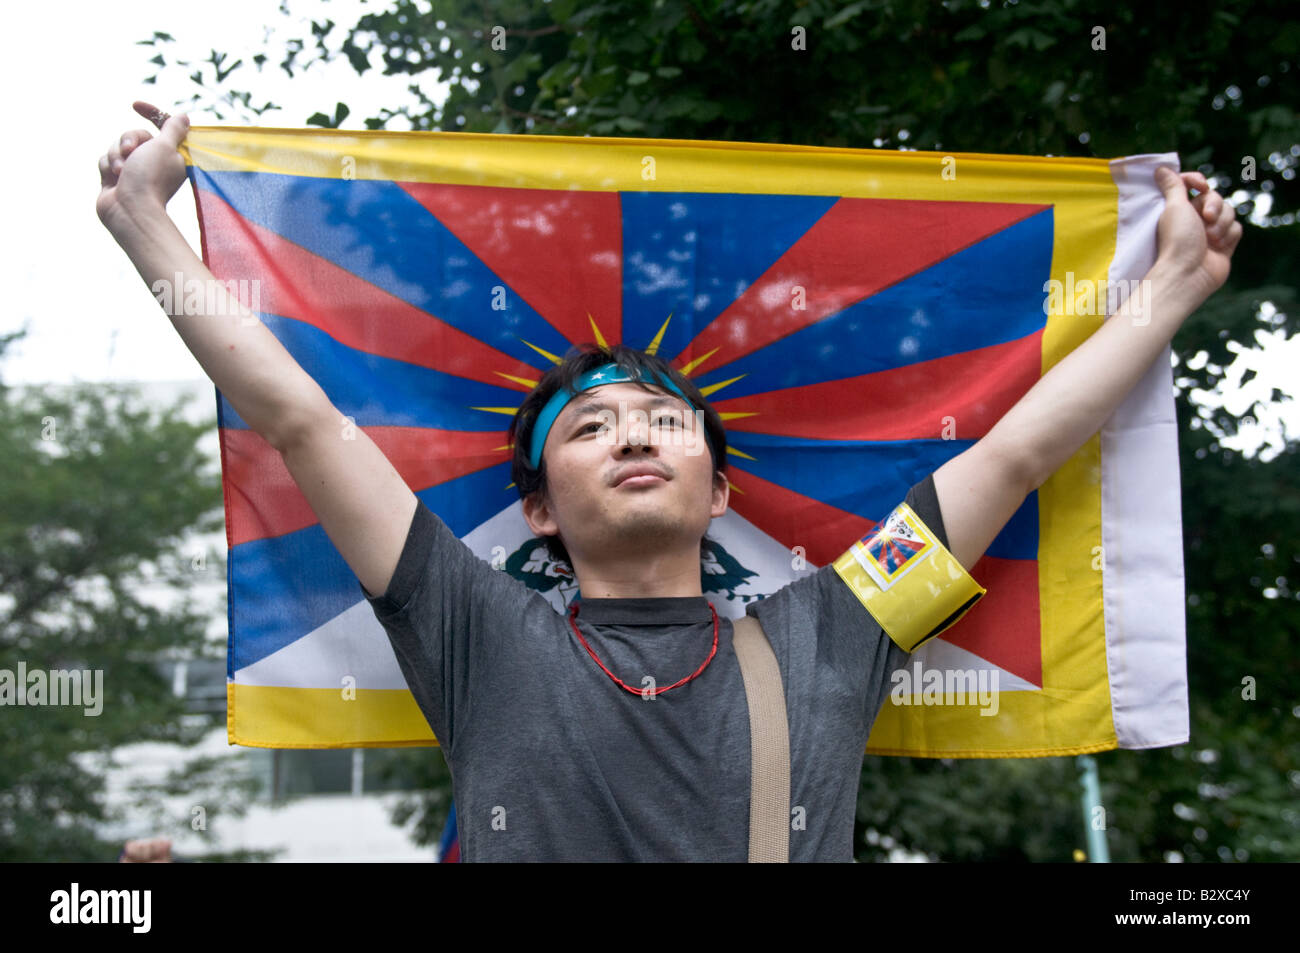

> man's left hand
[1153,167,1244,305]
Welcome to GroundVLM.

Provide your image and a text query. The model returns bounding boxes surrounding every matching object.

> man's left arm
[932,167,1243,573]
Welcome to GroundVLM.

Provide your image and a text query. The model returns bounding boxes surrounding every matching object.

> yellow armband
[832,501,986,653]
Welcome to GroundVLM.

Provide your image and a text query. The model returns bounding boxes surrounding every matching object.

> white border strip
[1102,153,1190,747]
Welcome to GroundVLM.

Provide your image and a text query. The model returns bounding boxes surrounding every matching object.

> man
[98,102,1241,861]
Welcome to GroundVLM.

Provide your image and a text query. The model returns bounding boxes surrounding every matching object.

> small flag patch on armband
[833,502,987,653]
[851,506,935,589]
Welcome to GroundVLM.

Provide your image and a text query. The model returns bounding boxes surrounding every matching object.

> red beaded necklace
[567,599,719,696]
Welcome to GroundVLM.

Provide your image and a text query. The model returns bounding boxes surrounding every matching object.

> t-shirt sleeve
[358,500,543,754]
[747,471,987,734]
[830,471,987,655]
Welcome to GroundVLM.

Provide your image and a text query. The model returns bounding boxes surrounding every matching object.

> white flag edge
[1102,152,1191,748]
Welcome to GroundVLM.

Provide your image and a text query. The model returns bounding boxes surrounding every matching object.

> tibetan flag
[181,126,1189,757]
[437,802,459,864]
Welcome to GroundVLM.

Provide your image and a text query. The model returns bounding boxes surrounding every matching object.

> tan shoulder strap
[731,612,790,863]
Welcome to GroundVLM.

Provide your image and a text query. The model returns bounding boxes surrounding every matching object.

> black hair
[506,342,730,569]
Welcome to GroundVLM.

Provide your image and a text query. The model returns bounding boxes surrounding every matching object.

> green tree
[0,327,269,861]
[139,0,1299,861]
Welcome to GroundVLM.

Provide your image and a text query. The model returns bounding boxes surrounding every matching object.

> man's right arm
[99,103,416,598]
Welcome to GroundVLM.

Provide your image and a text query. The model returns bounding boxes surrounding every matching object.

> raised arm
[932,167,1242,573]
[98,102,416,598]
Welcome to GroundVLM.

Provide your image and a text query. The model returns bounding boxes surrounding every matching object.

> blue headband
[527,362,713,470]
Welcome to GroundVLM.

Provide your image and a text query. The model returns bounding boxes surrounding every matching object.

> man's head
[508,343,730,571]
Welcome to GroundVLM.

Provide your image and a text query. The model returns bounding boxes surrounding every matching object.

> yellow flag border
[190,127,1120,756]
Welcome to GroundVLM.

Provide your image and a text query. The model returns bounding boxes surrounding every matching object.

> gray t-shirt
[361,474,950,861]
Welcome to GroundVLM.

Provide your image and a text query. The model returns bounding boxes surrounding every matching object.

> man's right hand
[119,837,174,862]
[92,99,419,603]
[96,101,191,237]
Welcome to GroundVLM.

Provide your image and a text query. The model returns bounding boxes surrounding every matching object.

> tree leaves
[307,102,351,129]
[0,331,252,860]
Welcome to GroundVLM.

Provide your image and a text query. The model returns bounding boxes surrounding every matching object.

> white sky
[1,0,426,385]
[1,0,1294,462]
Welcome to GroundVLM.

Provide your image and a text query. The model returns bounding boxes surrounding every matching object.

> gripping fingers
[1181,171,1211,194]
[103,128,156,180]
[1189,188,1221,223]
[1225,218,1244,254]
[1209,200,1238,247]
[120,129,154,161]
[1201,190,1223,223]
[1192,189,1232,241]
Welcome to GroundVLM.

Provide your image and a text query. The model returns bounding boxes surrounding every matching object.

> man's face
[521,381,729,564]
